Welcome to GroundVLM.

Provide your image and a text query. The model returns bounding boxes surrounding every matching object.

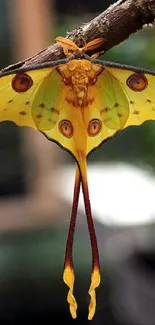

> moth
[0,36,155,320]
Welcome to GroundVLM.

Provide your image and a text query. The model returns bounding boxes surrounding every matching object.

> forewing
[85,62,155,155]
[0,67,63,129]
[104,65,155,128]
[0,62,87,162]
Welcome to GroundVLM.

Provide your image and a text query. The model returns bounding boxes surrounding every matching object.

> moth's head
[56,36,104,57]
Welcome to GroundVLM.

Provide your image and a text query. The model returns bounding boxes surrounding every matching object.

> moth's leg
[91,50,104,59]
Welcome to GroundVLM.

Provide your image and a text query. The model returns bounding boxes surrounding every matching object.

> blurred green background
[0,1,155,325]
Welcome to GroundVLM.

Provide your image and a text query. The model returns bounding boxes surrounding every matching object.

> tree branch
[5,0,155,68]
